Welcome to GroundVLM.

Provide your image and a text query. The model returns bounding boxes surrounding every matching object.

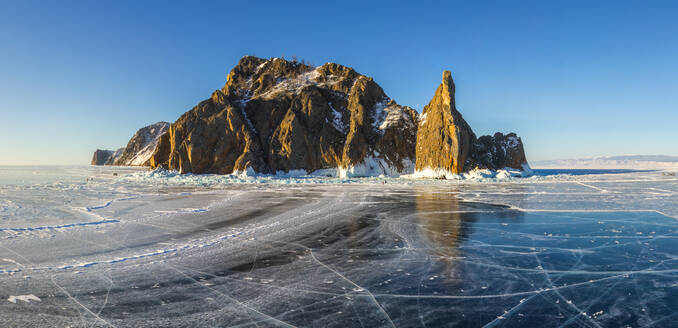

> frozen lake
[0,166,677,327]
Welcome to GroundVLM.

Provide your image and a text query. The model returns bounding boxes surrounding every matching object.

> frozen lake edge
[0,166,677,327]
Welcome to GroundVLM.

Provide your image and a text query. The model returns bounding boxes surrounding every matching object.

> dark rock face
[91,149,114,165]
[415,71,476,174]
[375,100,419,173]
[91,122,169,166]
[467,132,528,170]
[150,56,419,175]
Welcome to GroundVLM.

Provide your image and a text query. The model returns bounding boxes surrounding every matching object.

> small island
[93,56,529,178]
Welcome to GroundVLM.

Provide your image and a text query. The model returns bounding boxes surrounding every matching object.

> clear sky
[1,0,676,165]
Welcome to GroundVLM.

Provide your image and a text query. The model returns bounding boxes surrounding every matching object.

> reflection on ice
[0,166,676,327]
[415,187,472,280]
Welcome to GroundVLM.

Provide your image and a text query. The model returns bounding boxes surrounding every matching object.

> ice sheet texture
[0,165,676,327]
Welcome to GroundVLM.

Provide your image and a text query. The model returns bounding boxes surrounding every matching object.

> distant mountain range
[533,155,678,169]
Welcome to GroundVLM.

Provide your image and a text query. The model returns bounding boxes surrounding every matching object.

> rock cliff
[114,122,170,166]
[91,122,169,166]
[94,56,528,178]
[91,149,114,165]
[150,57,419,176]
[414,71,528,177]
[467,132,528,171]
[415,71,476,174]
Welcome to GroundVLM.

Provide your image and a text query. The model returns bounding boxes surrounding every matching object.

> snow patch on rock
[256,67,345,99]
[419,112,428,125]
[372,99,388,131]
[108,148,125,165]
[328,102,346,133]
[8,294,40,304]
[379,102,417,130]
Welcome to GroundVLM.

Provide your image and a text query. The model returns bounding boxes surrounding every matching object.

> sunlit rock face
[415,71,529,175]
[150,56,419,175]
[96,57,529,176]
[415,70,476,174]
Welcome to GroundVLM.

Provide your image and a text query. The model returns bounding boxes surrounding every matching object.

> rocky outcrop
[415,71,476,174]
[107,148,124,165]
[467,132,528,170]
[90,148,123,165]
[91,149,114,165]
[91,122,169,166]
[114,122,170,166]
[94,56,528,177]
[150,56,419,176]
[415,71,528,177]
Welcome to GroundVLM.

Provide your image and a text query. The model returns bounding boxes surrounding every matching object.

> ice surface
[534,155,678,169]
[0,165,676,327]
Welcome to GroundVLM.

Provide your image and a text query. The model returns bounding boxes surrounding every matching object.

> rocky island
[92,56,529,178]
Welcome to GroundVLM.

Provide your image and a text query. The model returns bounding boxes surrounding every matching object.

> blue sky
[1,0,676,165]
